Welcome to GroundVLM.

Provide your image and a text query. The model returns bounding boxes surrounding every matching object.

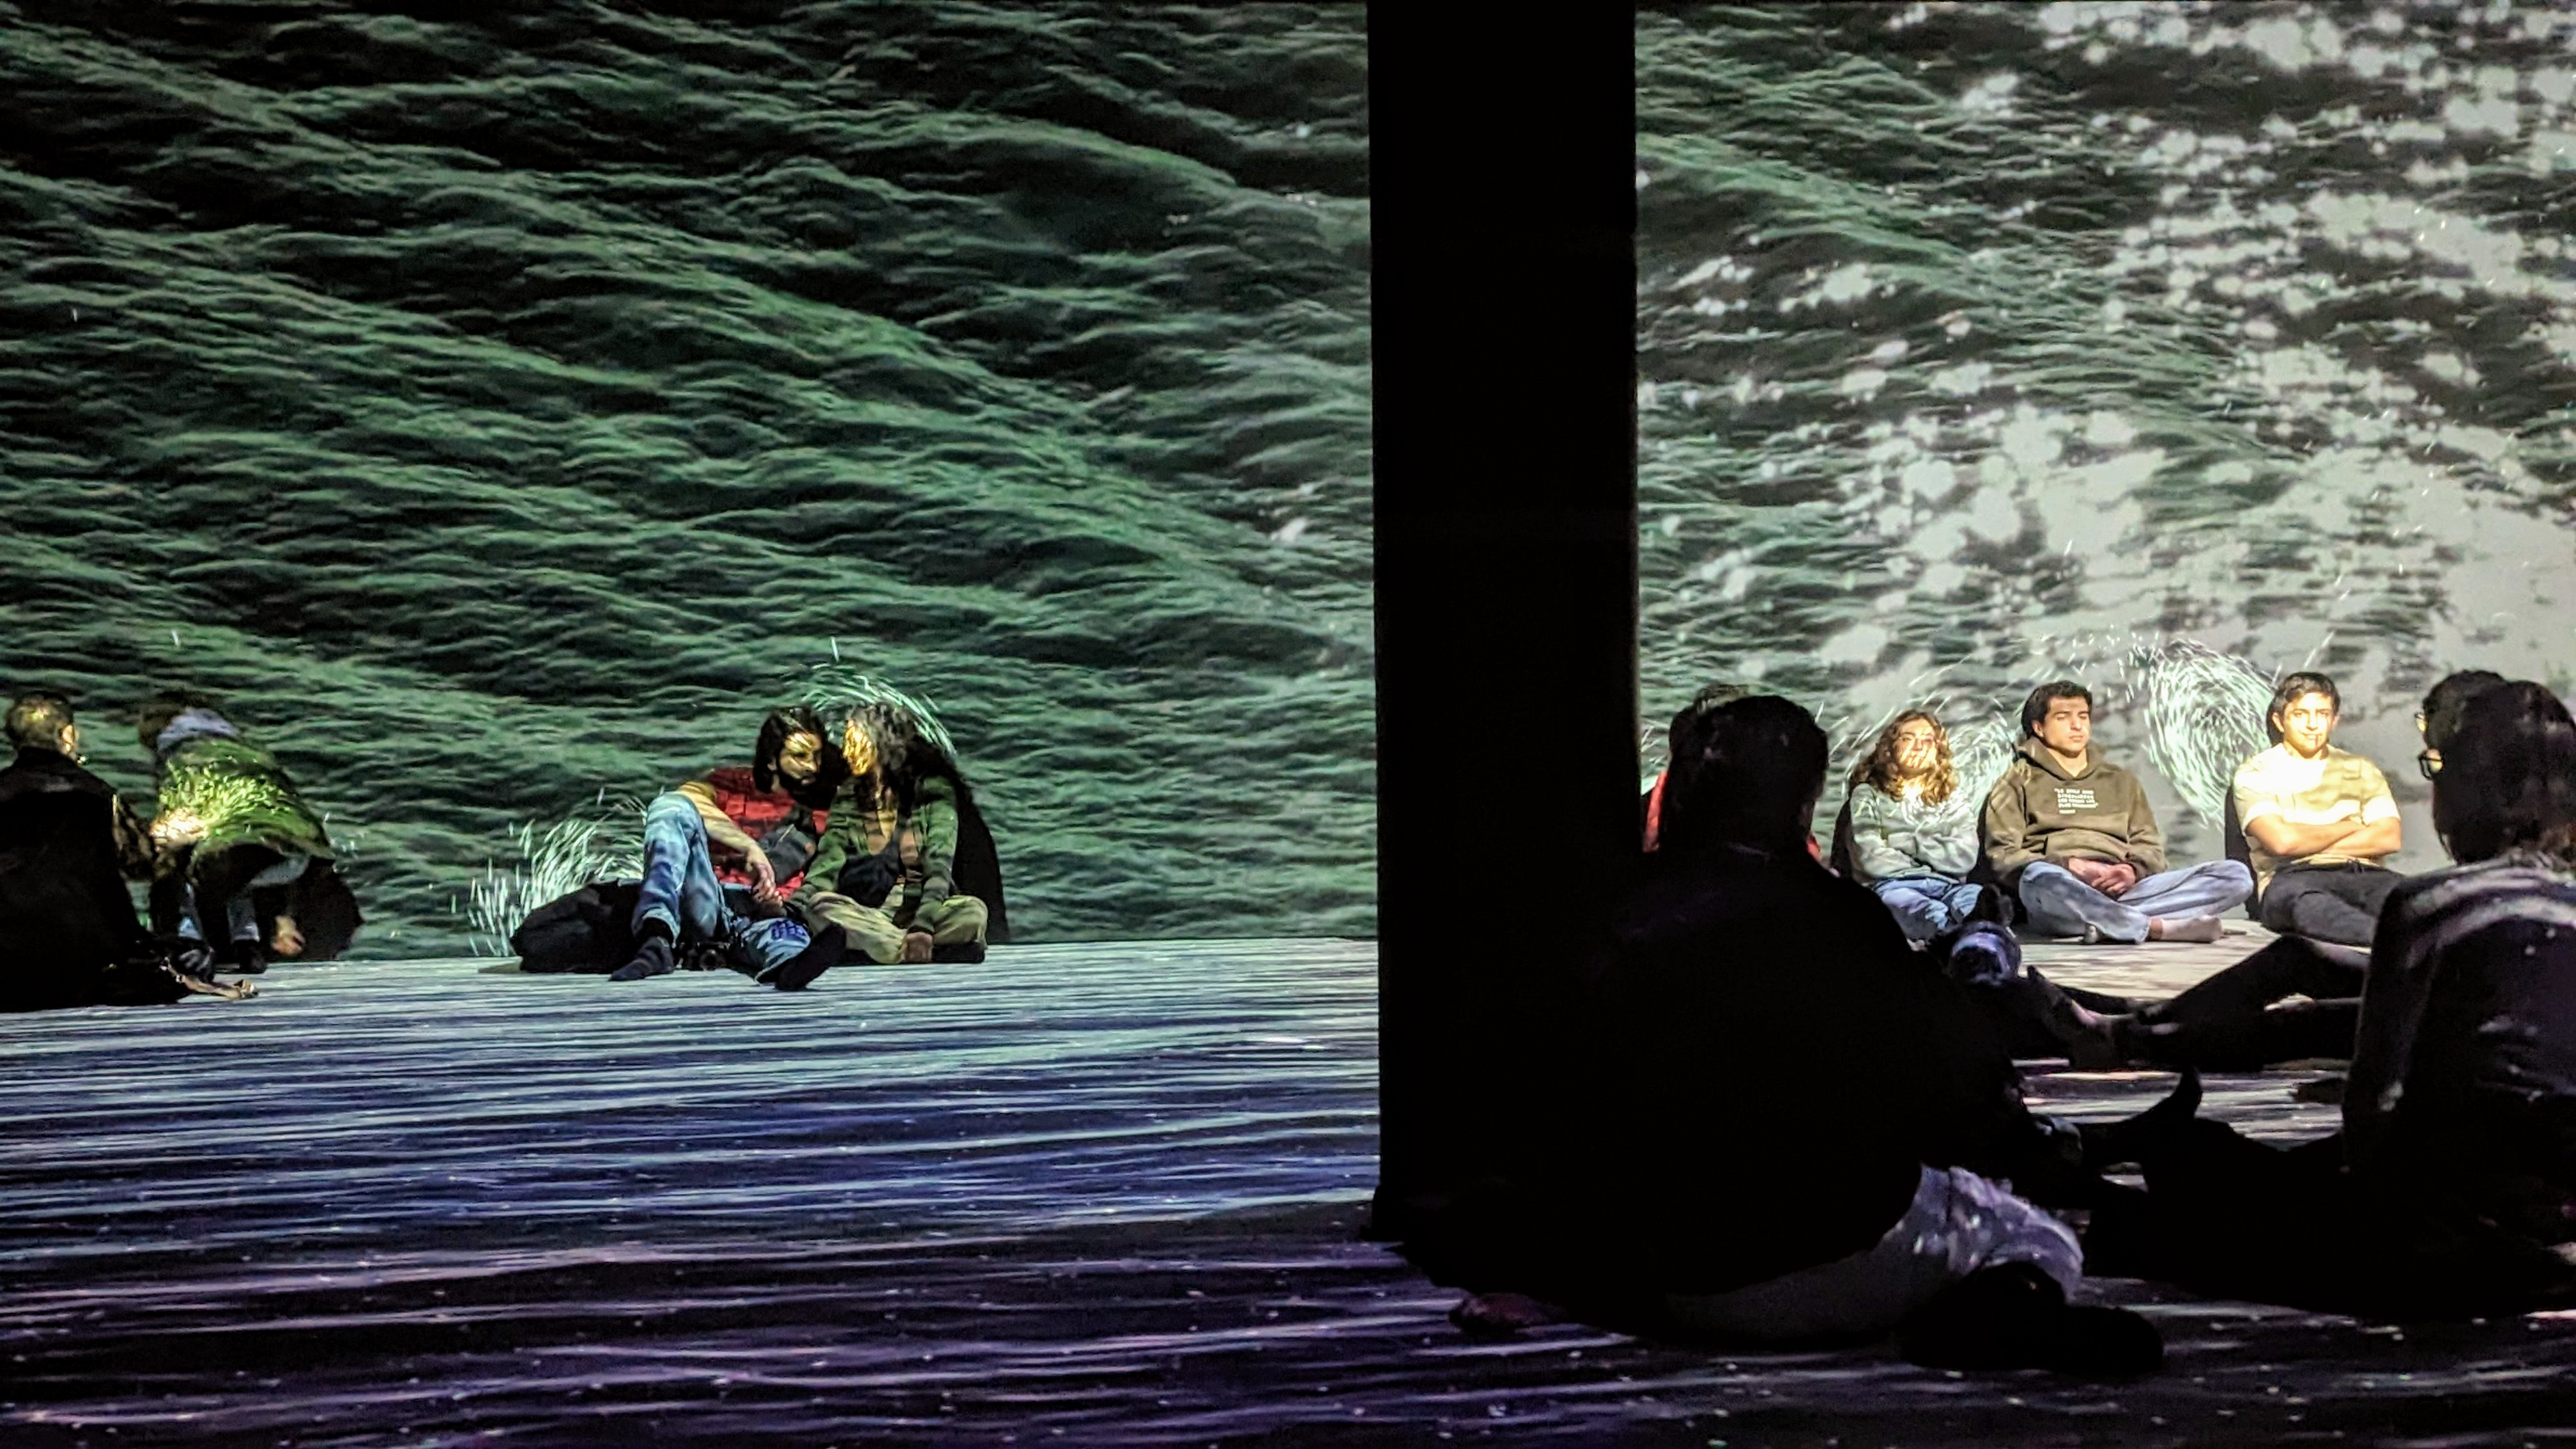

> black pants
[149,843,284,954]
[2258,862,2403,947]
[2129,934,2365,1070]
[2087,1119,2576,1317]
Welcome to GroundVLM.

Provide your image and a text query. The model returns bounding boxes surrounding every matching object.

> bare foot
[2147,916,2223,943]
[1450,1291,1563,1338]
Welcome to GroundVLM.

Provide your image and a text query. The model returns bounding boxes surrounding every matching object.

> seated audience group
[1412,664,2576,1365]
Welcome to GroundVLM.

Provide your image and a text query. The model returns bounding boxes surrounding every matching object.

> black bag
[509,881,643,974]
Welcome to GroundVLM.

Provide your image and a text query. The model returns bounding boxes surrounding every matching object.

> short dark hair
[136,689,222,753]
[2021,681,2092,738]
[2432,680,2576,864]
[4,691,75,751]
[1666,679,1752,758]
[1659,694,1828,855]
[2423,670,2509,754]
[2265,671,2340,744]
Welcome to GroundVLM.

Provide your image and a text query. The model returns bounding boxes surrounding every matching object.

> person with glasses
[2228,672,2402,947]
[2416,669,2507,784]
[2082,680,2576,1319]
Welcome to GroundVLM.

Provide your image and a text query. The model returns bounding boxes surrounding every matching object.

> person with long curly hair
[1843,710,1998,942]
[788,699,1002,965]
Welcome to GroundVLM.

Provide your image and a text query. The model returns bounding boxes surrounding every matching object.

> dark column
[1370,10,1639,1226]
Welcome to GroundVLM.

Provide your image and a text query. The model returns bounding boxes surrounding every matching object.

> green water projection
[1,4,1373,953]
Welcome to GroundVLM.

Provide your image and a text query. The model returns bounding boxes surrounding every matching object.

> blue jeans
[633,792,811,974]
[2016,860,2255,943]
[1871,875,1986,944]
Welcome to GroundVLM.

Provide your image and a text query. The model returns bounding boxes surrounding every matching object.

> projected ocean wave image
[0,4,1372,952]
[1639,1,2576,864]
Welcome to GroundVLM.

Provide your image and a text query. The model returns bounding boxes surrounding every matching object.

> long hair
[1851,709,1957,804]
[753,704,848,802]
[2433,681,2576,866]
[841,700,967,815]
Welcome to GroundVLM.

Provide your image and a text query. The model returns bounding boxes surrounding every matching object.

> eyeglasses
[2417,749,2442,781]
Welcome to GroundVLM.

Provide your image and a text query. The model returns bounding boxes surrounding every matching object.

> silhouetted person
[1,691,251,1009]
[2088,681,2576,1318]
[1408,696,2159,1374]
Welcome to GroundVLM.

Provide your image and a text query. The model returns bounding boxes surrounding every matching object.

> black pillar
[1370,9,1638,1222]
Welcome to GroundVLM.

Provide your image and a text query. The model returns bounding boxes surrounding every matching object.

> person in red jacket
[610,706,851,990]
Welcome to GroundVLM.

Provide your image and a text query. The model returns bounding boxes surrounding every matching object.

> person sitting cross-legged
[1984,680,2251,944]
[2233,671,2402,947]
[1844,710,2001,943]
[612,707,850,990]
[790,700,997,966]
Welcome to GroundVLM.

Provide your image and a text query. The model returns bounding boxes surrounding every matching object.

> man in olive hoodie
[1985,682,2251,944]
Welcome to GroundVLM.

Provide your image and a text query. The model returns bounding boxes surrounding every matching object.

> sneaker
[608,931,676,982]
[929,940,987,964]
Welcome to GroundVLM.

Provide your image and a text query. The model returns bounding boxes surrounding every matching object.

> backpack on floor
[508,881,642,974]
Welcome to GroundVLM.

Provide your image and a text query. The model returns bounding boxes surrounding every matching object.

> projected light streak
[463,803,647,958]
[154,769,294,842]
[1823,636,2284,832]
[796,664,958,765]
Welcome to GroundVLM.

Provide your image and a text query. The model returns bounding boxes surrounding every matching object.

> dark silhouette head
[2431,681,2576,866]
[1666,679,1752,762]
[136,689,224,753]
[5,690,77,754]
[1660,694,1829,857]
[2421,669,2509,754]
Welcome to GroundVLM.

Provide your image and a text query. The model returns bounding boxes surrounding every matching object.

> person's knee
[935,895,989,942]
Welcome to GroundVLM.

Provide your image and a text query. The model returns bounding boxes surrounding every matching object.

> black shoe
[609,931,676,982]
[929,940,986,964]
[2079,1066,2202,1172]
[1897,1262,2163,1376]
[224,939,269,976]
[761,924,846,992]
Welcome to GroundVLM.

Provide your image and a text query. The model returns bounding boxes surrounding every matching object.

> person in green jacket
[1983,681,2250,944]
[137,691,358,972]
[790,700,993,965]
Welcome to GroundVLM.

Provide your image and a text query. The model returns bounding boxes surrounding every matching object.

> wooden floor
[5,935,2573,1446]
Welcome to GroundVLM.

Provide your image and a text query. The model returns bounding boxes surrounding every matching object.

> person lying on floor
[1404,696,2161,1374]
[2021,670,2516,1073]
[1,691,252,1009]
[788,699,997,966]
[136,691,358,974]
[1984,680,2251,944]
[2232,670,2403,948]
[610,706,850,990]
[1843,709,2004,942]
[2082,680,2576,1319]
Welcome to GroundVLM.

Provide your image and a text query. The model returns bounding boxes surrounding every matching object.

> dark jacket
[1982,738,2168,889]
[2347,855,2576,1246]
[1443,843,2038,1307]
[0,747,155,1009]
